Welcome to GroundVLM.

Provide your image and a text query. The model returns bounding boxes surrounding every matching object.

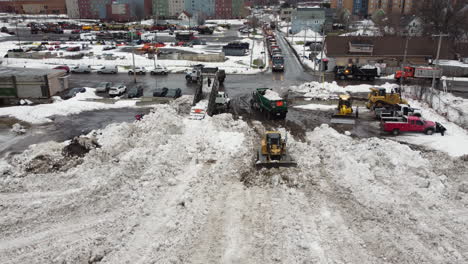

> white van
[97,65,118,74]
[70,65,91,73]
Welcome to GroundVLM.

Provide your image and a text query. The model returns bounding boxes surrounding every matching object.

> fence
[404,85,467,129]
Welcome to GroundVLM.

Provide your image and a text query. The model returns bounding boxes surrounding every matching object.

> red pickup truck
[382,115,446,135]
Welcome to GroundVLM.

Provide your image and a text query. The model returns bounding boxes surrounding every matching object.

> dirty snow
[0,102,467,263]
[393,99,468,157]
[294,103,336,111]
[0,88,138,124]
[288,81,399,99]
[263,89,283,100]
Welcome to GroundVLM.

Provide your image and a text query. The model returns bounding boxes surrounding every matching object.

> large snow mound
[289,81,398,99]
[0,106,467,263]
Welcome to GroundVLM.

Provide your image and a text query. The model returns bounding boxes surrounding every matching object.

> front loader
[256,131,296,168]
[331,94,358,125]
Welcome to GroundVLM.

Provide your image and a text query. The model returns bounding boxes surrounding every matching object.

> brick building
[215,0,232,18]
[0,0,67,14]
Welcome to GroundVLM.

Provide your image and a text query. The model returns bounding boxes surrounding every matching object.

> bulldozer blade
[255,149,297,168]
[331,115,356,125]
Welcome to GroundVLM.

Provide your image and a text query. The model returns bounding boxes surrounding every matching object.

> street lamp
[130,29,137,83]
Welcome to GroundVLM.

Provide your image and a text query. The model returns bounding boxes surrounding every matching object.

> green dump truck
[251,88,288,119]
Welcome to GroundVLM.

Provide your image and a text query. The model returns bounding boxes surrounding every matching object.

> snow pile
[438,60,468,68]
[10,123,26,134]
[263,89,283,100]
[0,104,467,263]
[206,19,246,25]
[294,103,335,111]
[0,88,138,124]
[0,104,254,263]
[394,98,468,157]
[288,81,399,99]
[404,86,468,129]
[293,29,322,38]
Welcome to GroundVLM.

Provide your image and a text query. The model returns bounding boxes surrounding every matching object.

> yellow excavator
[256,131,296,168]
[331,94,359,124]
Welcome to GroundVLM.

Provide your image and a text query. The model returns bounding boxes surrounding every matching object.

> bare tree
[416,0,468,41]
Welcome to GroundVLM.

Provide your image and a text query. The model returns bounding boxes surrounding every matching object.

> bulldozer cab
[267,133,281,148]
[338,94,352,108]
[378,88,386,96]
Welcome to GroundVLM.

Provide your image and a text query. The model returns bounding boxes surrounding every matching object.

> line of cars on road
[53,64,169,75]
[95,81,182,98]
[64,64,169,75]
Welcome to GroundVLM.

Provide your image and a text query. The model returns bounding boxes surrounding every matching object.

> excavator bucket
[255,148,297,168]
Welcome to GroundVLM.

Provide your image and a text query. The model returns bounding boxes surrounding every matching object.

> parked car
[103,45,116,50]
[69,35,80,41]
[71,29,80,34]
[53,65,70,73]
[152,87,169,97]
[95,82,112,93]
[70,65,91,73]
[128,66,147,75]
[66,46,81,52]
[109,83,127,97]
[127,85,144,98]
[64,87,86,99]
[97,65,118,74]
[150,65,168,75]
[1,26,8,33]
[165,88,182,98]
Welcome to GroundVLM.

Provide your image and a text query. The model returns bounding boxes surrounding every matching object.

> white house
[178,11,193,21]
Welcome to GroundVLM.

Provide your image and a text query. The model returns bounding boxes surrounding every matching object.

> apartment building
[368,0,414,15]
[215,0,232,18]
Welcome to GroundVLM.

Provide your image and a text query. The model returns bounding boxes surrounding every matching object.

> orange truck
[395,66,442,80]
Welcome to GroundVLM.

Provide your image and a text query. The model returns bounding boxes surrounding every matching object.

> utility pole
[431,33,449,91]
[153,14,159,89]
[15,22,21,49]
[250,37,255,68]
[302,26,307,62]
[320,27,326,85]
[400,34,409,88]
[131,29,137,83]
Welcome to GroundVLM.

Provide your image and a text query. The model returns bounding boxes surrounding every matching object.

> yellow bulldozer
[256,131,296,168]
[366,87,408,109]
[331,94,358,124]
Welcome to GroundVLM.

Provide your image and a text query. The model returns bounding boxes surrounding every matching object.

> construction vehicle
[256,131,296,168]
[331,94,358,124]
[395,66,442,80]
[374,104,421,119]
[335,65,379,81]
[366,87,408,110]
[251,88,288,119]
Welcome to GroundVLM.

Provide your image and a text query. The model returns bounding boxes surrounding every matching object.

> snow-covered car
[149,65,168,75]
[97,65,118,74]
[165,88,182,98]
[70,65,91,73]
[153,87,169,97]
[103,45,116,50]
[64,87,86,99]
[128,67,147,75]
[109,83,127,97]
[127,85,144,98]
[53,65,70,73]
[95,82,112,93]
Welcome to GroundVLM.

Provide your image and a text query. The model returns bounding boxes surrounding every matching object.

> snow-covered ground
[0,88,139,124]
[0,99,467,263]
[0,34,266,74]
[288,81,468,157]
